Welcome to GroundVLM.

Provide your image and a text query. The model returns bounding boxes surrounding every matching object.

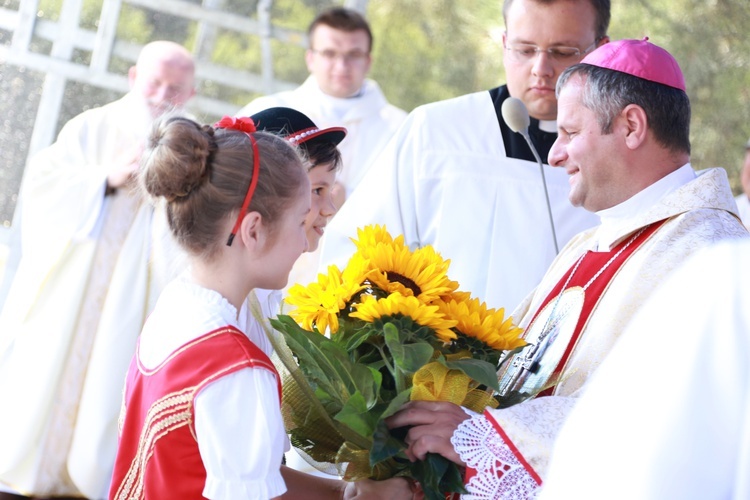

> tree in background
[368,0,505,109]
[3,0,749,207]
[608,0,750,193]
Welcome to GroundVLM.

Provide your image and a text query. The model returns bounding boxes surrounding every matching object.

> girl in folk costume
[109,116,413,499]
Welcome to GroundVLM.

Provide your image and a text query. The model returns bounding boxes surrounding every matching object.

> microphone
[501,97,559,254]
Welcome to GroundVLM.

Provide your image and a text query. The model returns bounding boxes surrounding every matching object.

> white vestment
[540,238,750,500]
[237,76,407,197]
[735,193,750,230]
[320,90,600,312]
[0,94,181,498]
[451,166,749,498]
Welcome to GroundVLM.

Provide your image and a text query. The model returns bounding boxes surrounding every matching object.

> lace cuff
[451,410,541,499]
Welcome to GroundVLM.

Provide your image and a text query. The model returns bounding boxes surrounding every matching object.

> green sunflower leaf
[444,358,501,392]
[410,454,467,500]
[384,323,435,373]
[334,390,380,438]
[370,416,406,466]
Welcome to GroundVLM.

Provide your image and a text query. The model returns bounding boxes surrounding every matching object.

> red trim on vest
[110,326,281,500]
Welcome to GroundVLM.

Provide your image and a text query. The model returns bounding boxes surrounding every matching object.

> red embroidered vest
[109,327,281,500]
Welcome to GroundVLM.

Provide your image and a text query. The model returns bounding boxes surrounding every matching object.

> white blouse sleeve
[195,367,288,499]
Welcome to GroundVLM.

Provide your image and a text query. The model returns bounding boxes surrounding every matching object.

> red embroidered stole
[531,221,665,396]
[496,221,666,399]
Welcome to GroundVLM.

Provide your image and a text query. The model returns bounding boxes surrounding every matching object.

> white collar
[595,163,695,250]
[539,120,556,133]
[300,76,387,120]
[138,273,249,368]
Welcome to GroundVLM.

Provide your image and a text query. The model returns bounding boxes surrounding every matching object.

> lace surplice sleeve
[451,397,577,499]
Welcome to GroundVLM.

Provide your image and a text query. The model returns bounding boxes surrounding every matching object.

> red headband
[213,116,260,246]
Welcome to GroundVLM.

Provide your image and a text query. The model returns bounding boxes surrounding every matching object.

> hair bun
[141,117,214,202]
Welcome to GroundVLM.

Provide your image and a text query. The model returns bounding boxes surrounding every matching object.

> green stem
[395,365,407,394]
[377,345,396,377]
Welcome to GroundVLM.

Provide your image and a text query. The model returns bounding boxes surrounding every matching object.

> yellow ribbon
[410,361,499,411]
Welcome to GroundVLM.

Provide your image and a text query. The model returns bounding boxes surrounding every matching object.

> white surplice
[451,166,749,499]
[540,238,750,500]
[320,90,600,312]
[0,94,182,498]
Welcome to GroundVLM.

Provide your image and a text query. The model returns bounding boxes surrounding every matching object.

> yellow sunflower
[350,292,458,343]
[350,228,458,304]
[285,264,365,334]
[341,252,374,286]
[351,224,401,250]
[444,290,472,303]
[438,294,526,351]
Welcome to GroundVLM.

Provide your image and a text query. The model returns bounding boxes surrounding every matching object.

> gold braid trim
[113,388,193,500]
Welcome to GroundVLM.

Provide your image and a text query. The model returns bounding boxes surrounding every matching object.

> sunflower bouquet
[267,225,526,499]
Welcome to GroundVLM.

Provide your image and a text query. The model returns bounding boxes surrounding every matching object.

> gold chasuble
[37,188,143,494]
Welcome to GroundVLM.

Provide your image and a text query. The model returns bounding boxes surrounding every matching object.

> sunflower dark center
[385,271,422,296]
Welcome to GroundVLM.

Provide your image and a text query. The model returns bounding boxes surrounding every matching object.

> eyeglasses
[311,49,369,65]
[505,40,600,65]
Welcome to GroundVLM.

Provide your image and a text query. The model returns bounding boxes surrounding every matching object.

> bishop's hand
[384,400,471,466]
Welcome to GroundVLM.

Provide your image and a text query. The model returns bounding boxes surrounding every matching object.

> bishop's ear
[621,103,648,150]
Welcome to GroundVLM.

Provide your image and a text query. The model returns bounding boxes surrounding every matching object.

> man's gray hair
[556,64,691,155]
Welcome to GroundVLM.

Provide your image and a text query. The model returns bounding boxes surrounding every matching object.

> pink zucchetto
[580,37,686,92]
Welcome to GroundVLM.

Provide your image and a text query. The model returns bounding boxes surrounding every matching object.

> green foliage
[367,0,504,110]
[609,0,750,193]
[116,5,153,44]
[334,390,379,436]
[271,0,320,31]
[37,0,60,21]
[79,0,102,29]
[383,322,434,375]
[270,39,309,82]
[370,418,407,464]
[443,357,501,392]
[410,454,467,500]
[214,31,263,73]
[28,0,750,194]
[272,305,505,496]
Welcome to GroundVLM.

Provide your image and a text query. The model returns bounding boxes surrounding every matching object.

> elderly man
[386,38,748,498]
[0,41,195,499]
[320,0,609,312]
